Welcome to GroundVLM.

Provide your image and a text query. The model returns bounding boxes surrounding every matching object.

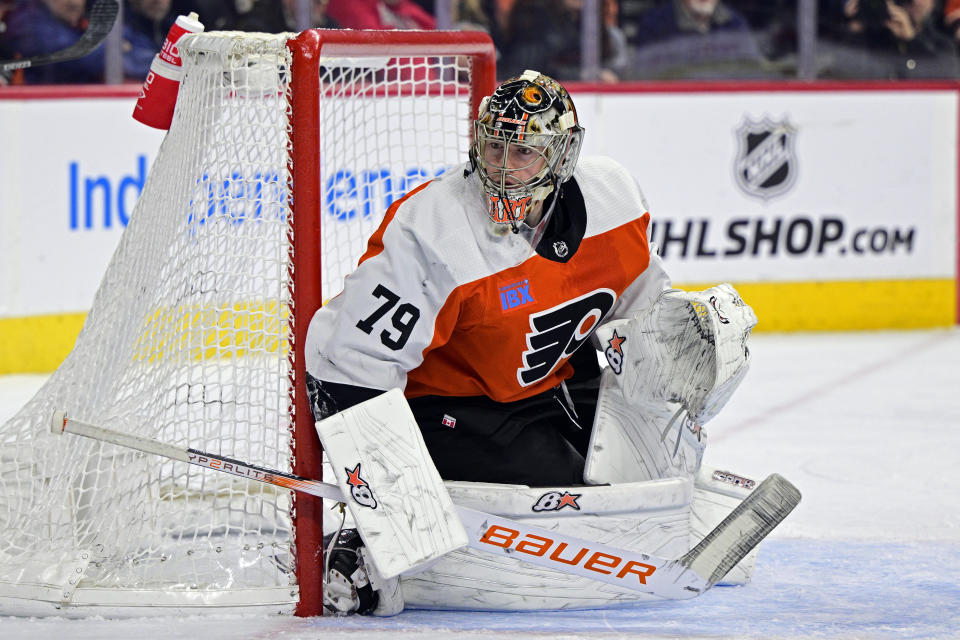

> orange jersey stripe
[405,214,651,402]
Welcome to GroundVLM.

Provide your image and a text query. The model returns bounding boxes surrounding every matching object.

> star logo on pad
[608,330,626,355]
[345,463,367,488]
[557,492,581,510]
[344,463,377,509]
[604,329,627,374]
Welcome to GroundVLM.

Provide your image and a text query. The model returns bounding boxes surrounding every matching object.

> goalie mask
[469,70,584,242]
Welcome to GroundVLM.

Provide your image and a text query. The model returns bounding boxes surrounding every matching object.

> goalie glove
[585,284,756,484]
[596,283,757,426]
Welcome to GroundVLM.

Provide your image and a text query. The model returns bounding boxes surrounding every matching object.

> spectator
[1,1,22,82]
[945,0,960,40]
[500,0,627,82]
[734,0,798,62]
[618,0,661,45]
[453,0,504,47]
[230,0,340,32]
[168,0,239,31]
[626,0,769,78]
[819,0,959,78]
[324,0,436,85]
[407,0,433,15]
[603,0,631,80]
[123,0,174,80]
[326,0,436,30]
[499,0,579,80]
[4,0,105,83]
[447,0,505,82]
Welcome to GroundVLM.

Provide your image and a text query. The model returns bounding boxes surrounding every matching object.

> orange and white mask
[469,70,584,241]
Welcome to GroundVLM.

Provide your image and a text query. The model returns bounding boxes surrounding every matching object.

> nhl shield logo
[734,117,797,200]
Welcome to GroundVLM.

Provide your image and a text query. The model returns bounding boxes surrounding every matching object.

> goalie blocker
[314,389,467,579]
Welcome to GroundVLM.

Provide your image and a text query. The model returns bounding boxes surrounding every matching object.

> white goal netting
[0,31,477,614]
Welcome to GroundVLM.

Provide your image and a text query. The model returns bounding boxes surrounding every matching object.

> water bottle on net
[132,12,205,130]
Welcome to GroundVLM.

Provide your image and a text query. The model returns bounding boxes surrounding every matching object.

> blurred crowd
[2,0,959,84]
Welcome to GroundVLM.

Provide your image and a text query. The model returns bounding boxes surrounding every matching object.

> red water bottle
[158,11,204,68]
[133,12,205,130]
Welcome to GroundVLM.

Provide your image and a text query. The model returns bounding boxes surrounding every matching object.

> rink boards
[0,82,957,373]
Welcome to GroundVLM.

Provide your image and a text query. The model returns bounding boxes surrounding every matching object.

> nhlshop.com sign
[575,88,958,283]
[648,214,919,281]
[650,216,916,261]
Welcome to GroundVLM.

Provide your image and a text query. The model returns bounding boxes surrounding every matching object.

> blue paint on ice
[299,539,960,639]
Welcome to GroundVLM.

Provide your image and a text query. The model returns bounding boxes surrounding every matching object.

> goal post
[0,29,495,617]
[288,29,495,617]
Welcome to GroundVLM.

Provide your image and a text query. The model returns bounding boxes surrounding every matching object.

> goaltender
[305,70,760,614]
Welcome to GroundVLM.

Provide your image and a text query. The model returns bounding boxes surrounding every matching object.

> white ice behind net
[0,32,472,613]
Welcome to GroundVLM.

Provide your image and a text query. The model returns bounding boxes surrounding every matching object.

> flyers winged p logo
[344,463,378,509]
[518,289,616,386]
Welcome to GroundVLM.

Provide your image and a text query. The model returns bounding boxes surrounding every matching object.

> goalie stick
[51,411,800,600]
[0,0,119,74]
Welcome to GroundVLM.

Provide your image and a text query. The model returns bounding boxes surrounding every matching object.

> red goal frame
[286,29,496,616]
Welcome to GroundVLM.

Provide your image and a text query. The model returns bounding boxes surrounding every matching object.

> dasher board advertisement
[0,84,957,373]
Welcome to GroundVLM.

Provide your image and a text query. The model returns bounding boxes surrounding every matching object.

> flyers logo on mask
[517,288,616,386]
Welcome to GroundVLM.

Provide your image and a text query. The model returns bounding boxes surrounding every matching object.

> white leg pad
[402,478,694,610]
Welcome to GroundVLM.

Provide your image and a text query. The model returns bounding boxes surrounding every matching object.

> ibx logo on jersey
[499,278,535,312]
[344,463,378,509]
[604,329,627,374]
[532,490,582,512]
[734,116,797,201]
[518,288,616,386]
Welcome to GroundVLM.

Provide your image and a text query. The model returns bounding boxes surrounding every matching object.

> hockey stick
[51,411,800,600]
[0,0,119,74]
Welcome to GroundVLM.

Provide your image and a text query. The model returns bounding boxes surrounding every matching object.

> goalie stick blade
[678,473,801,590]
[0,0,119,73]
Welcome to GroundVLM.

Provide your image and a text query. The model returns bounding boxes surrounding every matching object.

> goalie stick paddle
[0,0,119,74]
[51,411,800,600]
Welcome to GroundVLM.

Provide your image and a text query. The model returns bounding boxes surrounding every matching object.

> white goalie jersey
[305,156,671,403]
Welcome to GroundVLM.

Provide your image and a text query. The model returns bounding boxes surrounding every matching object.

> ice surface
[2,328,958,639]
